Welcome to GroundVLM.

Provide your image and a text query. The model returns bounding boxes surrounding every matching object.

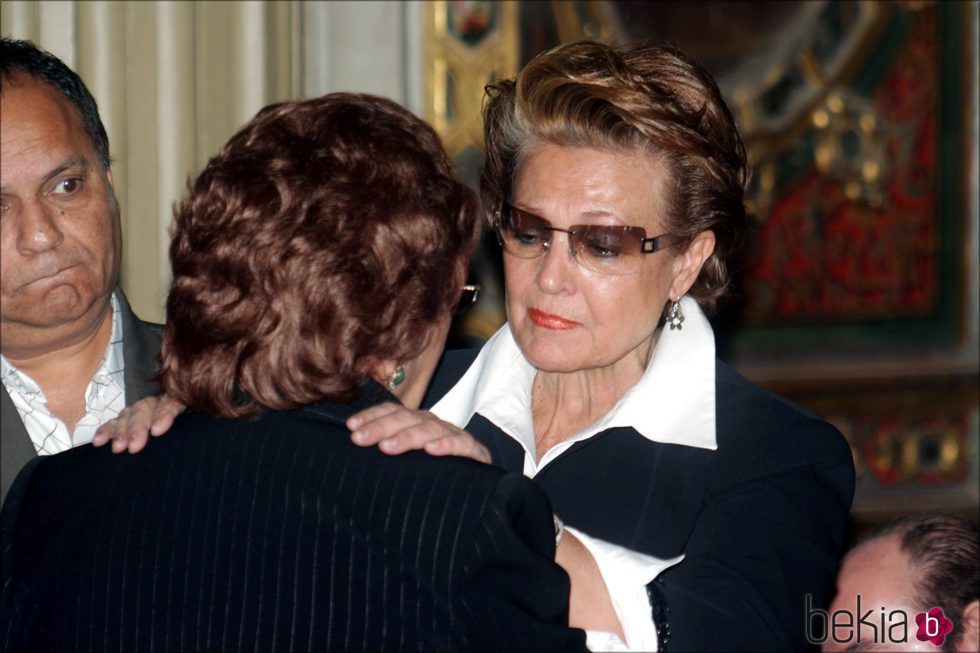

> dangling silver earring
[386,365,406,391]
[666,299,685,330]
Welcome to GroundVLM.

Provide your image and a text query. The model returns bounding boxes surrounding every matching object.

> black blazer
[425,350,856,652]
[0,382,586,652]
[0,288,162,505]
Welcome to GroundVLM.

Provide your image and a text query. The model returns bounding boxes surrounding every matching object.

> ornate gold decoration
[831,411,972,487]
[423,1,519,157]
[810,90,888,208]
[868,421,968,484]
[733,2,893,217]
[423,1,614,159]
[550,0,613,43]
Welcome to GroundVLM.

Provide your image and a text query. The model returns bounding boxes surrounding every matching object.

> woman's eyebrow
[510,204,550,222]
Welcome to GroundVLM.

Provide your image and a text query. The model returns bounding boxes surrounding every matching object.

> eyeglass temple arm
[641,234,677,253]
[462,284,481,302]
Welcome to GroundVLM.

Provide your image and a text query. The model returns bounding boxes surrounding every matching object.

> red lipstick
[528,308,580,330]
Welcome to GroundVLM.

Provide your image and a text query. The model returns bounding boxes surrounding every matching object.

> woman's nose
[535,231,577,294]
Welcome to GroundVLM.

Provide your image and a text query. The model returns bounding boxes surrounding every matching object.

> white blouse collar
[431,295,717,453]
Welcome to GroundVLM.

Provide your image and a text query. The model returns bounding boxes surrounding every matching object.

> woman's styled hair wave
[482,40,749,312]
[160,93,479,417]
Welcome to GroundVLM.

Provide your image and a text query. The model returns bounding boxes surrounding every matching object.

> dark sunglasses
[494,203,679,275]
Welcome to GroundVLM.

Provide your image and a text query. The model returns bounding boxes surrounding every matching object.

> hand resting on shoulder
[91,394,185,454]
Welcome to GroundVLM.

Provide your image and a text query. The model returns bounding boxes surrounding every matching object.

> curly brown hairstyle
[481,40,749,313]
[160,93,479,417]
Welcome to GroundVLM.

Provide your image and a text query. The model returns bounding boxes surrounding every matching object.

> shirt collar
[87,291,126,403]
[431,295,717,451]
[0,355,39,396]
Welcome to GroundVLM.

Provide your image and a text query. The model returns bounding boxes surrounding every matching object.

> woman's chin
[519,343,591,374]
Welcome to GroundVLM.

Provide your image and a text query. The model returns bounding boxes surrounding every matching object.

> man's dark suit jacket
[0,289,162,504]
[0,381,586,652]
[424,350,856,652]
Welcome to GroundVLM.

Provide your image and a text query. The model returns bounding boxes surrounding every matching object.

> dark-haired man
[823,514,979,652]
[0,38,161,504]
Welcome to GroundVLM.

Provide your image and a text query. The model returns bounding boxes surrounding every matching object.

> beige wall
[2,1,304,322]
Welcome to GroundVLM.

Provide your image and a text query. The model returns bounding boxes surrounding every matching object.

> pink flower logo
[915,607,954,646]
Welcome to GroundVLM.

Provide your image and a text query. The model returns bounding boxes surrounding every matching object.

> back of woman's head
[482,40,749,312]
[160,93,479,417]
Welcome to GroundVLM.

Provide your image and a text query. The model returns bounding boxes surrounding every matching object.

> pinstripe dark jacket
[0,382,586,652]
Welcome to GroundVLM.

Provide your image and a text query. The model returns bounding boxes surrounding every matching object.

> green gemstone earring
[385,365,406,391]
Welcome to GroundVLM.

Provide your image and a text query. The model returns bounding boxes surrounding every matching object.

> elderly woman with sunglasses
[98,41,854,651]
[346,42,855,651]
